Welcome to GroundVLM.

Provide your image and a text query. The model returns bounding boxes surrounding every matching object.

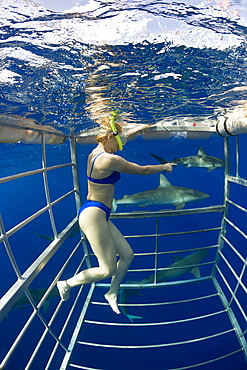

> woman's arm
[126,124,156,141]
[108,155,176,175]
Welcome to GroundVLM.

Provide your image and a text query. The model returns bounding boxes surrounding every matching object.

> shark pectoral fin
[35,232,54,241]
[42,301,50,314]
[191,266,201,279]
[175,202,186,210]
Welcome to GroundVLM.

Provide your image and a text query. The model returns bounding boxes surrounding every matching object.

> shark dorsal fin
[173,256,183,263]
[159,174,171,187]
[198,147,205,156]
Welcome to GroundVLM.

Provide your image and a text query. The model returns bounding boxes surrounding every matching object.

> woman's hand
[163,163,177,172]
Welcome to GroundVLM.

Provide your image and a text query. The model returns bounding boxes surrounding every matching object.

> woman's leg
[104,220,134,314]
[57,207,118,300]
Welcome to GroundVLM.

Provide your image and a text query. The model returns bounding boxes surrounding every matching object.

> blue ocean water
[1,0,247,369]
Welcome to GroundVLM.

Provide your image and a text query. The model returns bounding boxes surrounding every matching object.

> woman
[57,115,176,315]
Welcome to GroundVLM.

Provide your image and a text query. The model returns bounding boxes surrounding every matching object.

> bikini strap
[89,152,104,177]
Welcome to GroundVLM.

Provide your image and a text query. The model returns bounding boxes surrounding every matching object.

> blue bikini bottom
[78,200,111,221]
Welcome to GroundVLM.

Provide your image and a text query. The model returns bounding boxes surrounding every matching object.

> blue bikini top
[87,152,121,185]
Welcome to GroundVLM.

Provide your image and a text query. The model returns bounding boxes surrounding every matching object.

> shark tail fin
[125,313,143,323]
[112,199,117,213]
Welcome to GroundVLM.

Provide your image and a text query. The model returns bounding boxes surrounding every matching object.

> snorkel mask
[109,111,123,151]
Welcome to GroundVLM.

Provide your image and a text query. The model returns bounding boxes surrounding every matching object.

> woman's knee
[127,250,135,263]
[100,264,117,279]
[122,249,135,264]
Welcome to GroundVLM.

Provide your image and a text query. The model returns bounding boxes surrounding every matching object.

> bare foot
[104,292,121,315]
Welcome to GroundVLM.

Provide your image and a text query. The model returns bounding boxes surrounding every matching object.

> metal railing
[0,131,247,369]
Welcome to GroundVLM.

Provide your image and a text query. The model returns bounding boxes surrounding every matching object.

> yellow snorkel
[109,111,123,151]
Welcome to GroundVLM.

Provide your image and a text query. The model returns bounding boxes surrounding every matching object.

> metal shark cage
[0,121,247,370]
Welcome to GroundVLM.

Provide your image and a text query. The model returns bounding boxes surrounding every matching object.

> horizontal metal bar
[69,364,102,370]
[85,309,227,327]
[96,275,211,289]
[123,227,221,239]
[166,349,244,370]
[154,245,217,255]
[0,189,75,243]
[110,205,225,219]
[213,277,247,361]
[224,217,247,240]
[128,260,214,273]
[89,245,217,257]
[0,163,73,184]
[215,265,247,322]
[218,250,247,293]
[77,328,234,349]
[68,349,243,370]
[75,126,216,138]
[221,235,246,264]
[227,175,247,187]
[227,199,247,214]
[0,217,78,322]
[132,245,218,257]
[155,125,216,133]
[0,121,68,137]
[91,293,219,309]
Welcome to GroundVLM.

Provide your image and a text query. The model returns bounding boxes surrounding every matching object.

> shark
[35,225,80,242]
[4,286,59,320]
[113,174,210,211]
[151,147,224,171]
[119,248,209,322]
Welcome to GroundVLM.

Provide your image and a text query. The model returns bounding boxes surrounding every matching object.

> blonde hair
[96,116,123,144]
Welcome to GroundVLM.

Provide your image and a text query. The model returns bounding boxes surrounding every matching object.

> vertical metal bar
[59,284,96,370]
[154,217,159,284]
[44,257,87,370]
[41,133,58,238]
[229,256,247,308]
[0,214,22,279]
[213,277,247,362]
[69,132,92,269]
[235,136,240,178]
[212,137,231,278]
[69,132,81,213]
